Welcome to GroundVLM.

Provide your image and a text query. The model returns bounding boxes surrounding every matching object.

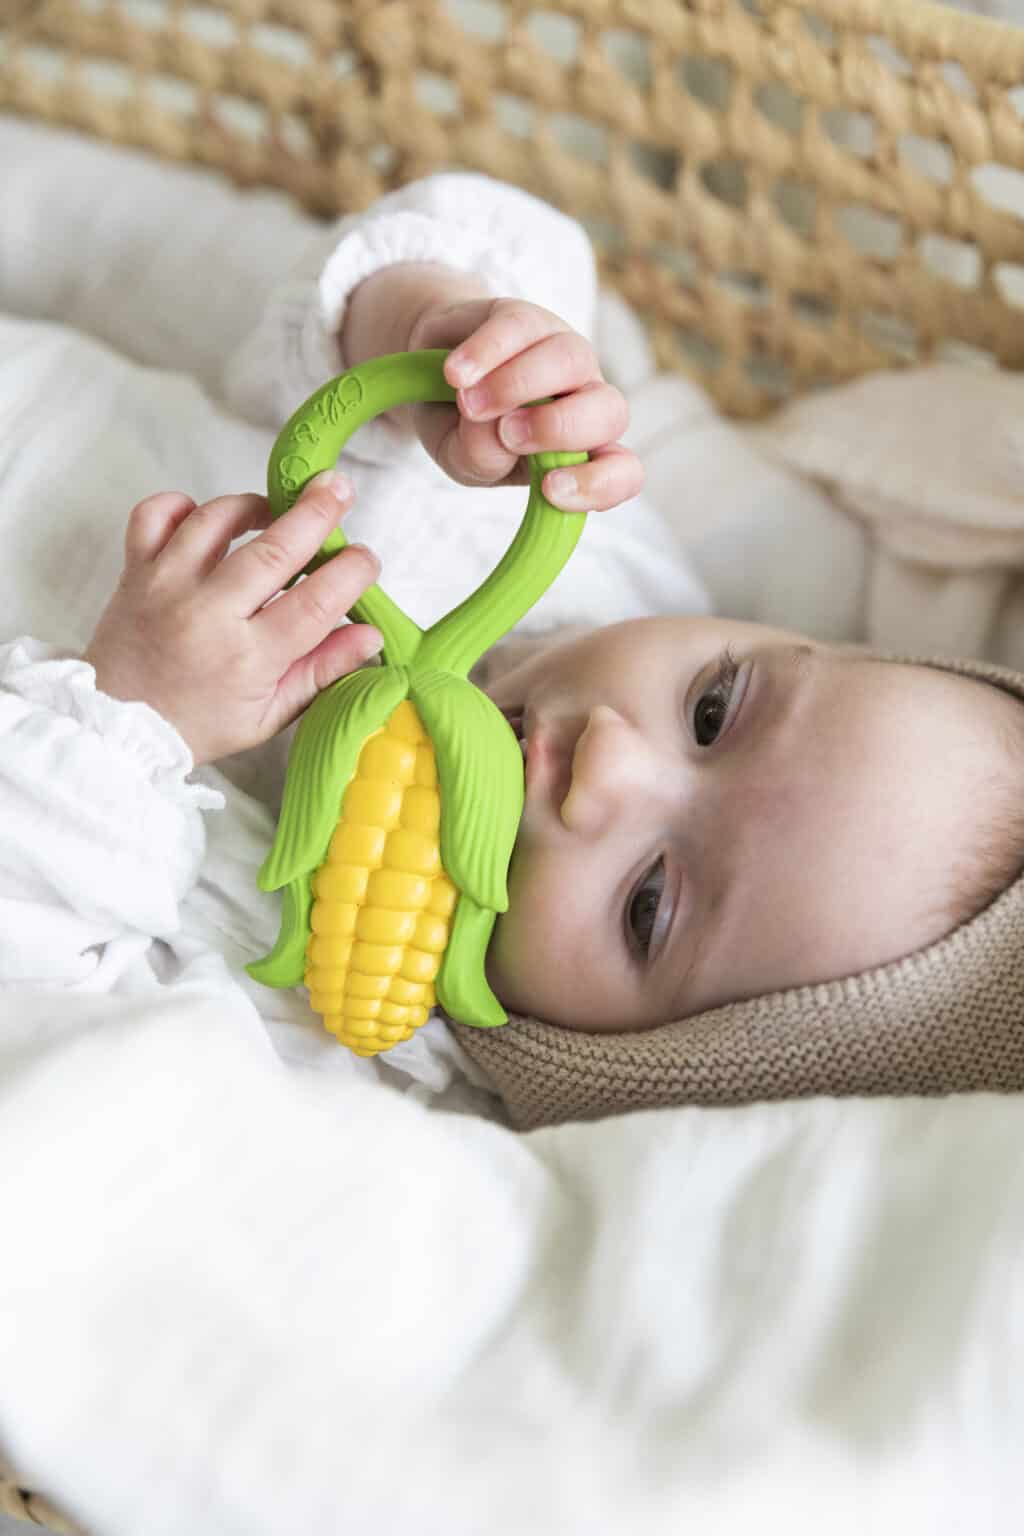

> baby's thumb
[270,623,383,734]
[415,407,519,488]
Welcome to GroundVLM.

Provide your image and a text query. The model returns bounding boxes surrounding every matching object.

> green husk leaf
[257,664,410,893]
[246,876,312,989]
[436,893,507,1028]
[417,450,587,677]
[410,669,523,913]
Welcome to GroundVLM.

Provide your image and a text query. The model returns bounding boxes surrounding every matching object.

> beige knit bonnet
[453,652,1024,1131]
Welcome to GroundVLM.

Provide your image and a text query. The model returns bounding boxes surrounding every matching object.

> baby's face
[484,617,1021,1031]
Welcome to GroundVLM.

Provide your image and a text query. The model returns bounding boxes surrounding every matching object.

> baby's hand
[407,297,643,513]
[84,475,383,766]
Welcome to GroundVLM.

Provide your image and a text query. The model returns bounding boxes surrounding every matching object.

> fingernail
[460,385,486,418]
[544,470,578,503]
[447,354,481,388]
[307,469,353,503]
[499,411,530,451]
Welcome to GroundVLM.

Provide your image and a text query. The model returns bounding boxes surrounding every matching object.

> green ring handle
[267,349,588,676]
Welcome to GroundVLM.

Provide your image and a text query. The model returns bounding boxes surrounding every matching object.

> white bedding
[2,115,1023,1535]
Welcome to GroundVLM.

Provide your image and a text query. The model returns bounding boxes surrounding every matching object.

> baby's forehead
[875,651,1024,760]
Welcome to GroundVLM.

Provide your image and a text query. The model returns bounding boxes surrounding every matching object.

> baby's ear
[471,623,597,688]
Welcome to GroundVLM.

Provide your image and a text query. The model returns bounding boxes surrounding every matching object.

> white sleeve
[221,172,598,460]
[0,639,224,987]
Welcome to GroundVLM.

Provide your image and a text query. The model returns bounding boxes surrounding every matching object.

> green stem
[267,350,457,666]
[417,451,587,677]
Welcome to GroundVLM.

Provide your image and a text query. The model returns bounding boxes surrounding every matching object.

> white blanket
[2,116,1023,1535]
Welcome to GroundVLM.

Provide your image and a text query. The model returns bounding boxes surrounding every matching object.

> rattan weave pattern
[4,0,1024,414]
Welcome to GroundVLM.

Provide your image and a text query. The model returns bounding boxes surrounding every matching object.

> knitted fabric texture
[454,653,1024,1130]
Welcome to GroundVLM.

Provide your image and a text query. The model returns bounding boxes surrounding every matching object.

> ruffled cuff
[1,638,223,814]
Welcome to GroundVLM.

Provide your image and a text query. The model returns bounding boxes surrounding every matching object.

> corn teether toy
[247,349,587,1056]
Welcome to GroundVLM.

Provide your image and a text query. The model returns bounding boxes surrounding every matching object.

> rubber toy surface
[247,350,587,1056]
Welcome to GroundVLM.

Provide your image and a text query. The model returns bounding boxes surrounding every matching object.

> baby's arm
[0,636,222,987]
[1,473,380,987]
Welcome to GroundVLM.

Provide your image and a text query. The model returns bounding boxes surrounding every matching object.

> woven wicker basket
[2,0,1024,1528]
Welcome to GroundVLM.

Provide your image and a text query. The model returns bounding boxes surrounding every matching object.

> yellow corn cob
[303,699,457,1057]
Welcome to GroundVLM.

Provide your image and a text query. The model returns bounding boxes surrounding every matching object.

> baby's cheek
[486,848,588,1024]
[485,870,537,1016]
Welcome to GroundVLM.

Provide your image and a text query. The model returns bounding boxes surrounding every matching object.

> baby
[80,258,1024,1060]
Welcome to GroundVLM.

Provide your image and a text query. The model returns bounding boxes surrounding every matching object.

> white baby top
[0,116,709,1107]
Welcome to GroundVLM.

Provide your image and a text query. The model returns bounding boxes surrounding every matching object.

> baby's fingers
[456,332,599,424]
[443,299,571,390]
[496,380,629,458]
[214,472,353,615]
[542,443,644,513]
[414,403,521,488]
[257,539,382,668]
[124,492,197,564]
[158,492,271,582]
[265,621,385,738]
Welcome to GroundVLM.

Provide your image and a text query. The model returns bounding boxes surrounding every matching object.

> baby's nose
[559,705,668,837]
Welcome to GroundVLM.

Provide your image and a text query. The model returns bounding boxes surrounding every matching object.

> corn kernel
[379,1001,410,1026]
[310,901,358,938]
[385,828,441,877]
[357,907,417,945]
[343,778,404,829]
[329,822,386,868]
[388,700,426,744]
[303,927,353,964]
[414,745,437,788]
[414,911,449,954]
[359,733,418,784]
[307,935,352,968]
[351,940,404,976]
[400,947,440,984]
[401,785,441,837]
[344,1015,381,1038]
[388,976,427,1006]
[345,995,382,1021]
[308,990,342,1016]
[346,972,391,1000]
[306,965,348,993]
[367,869,431,910]
[427,876,457,918]
[314,864,368,903]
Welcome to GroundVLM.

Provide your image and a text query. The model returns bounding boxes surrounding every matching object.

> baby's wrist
[341,262,488,368]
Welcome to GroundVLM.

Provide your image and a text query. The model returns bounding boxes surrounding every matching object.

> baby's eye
[693,649,738,747]
[628,856,666,956]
